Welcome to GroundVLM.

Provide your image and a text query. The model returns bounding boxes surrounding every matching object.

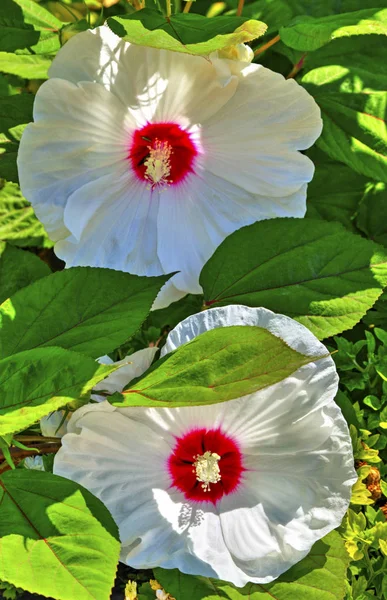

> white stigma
[144,139,172,188]
[193,451,221,492]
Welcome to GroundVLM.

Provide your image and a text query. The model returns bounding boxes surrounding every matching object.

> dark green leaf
[306,158,366,233]
[0,346,115,435]
[228,0,294,34]
[0,180,52,248]
[0,470,120,600]
[154,531,349,599]
[335,390,360,428]
[0,267,171,359]
[0,242,50,304]
[111,325,321,407]
[200,218,387,340]
[0,93,33,135]
[0,0,39,52]
[11,0,62,54]
[356,183,387,247]
[147,293,203,331]
[108,10,267,55]
[280,9,387,51]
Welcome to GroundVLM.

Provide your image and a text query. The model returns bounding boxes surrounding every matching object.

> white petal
[202,63,321,197]
[93,348,158,396]
[49,26,239,125]
[55,173,163,276]
[18,78,131,241]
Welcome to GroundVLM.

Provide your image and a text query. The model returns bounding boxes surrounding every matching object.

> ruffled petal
[202,63,322,197]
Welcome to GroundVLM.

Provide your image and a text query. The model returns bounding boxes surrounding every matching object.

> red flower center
[129,122,198,188]
[168,428,244,503]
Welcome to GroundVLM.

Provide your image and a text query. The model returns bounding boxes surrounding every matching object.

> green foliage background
[0,0,386,599]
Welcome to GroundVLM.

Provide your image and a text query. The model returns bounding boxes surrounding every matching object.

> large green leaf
[0,346,115,435]
[280,8,387,51]
[0,267,170,359]
[200,218,387,340]
[0,242,50,304]
[108,10,267,55]
[0,180,52,248]
[0,470,120,600]
[111,325,321,408]
[0,52,51,78]
[153,531,349,599]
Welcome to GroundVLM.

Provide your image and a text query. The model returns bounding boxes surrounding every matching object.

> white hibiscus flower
[17,27,322,308]
[54,305,356,586]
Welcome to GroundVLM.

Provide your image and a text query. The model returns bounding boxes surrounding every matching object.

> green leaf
[228,0,294,34]
[305,157,366,233]
[0,267,171,359]
[356,182,387,247]
[0,180,52,248]
[111,325,322,407]
[0,242,50,304]
[0,0,39,52]
[302,63,387,182]
[154,531,349,599]
[0,470,120,600]
[280,9,387,51]
[108,10,267,55]
[0,93,33,135]
[200,218,387,340]
[12,0,63,54]
[302,36,387,93]
[0,134,19,183]
[0,52,51,78]
[147,293,203,331]
[335,390,360,428]
[0,346,115,435]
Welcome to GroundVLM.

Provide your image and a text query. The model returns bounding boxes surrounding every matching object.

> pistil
[144,139,173,188]
[193,450,221,492]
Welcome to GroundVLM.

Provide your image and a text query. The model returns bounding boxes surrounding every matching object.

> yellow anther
[193,451,221,492]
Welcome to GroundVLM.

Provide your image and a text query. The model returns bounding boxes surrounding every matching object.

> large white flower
[18,27,322,308]
[54,305,356,586]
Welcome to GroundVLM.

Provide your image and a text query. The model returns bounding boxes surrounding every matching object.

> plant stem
[166,0,172,16]
[0,443,61,462]
[183,1,192,12]
[236,0,244,16]
[286,54,306,79]
[254,34,280,57]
